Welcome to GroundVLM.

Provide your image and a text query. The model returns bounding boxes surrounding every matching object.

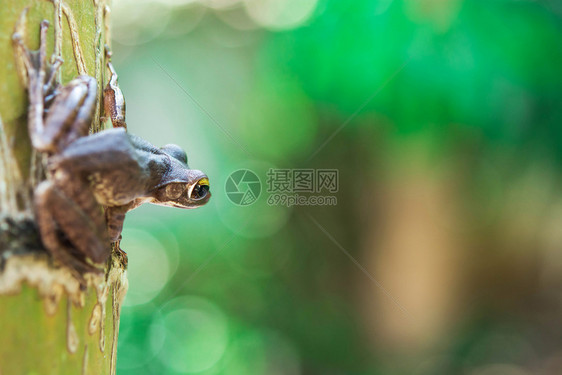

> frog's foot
[12,11,63,95]
[105,206,129,266]
[34,181,110,274]
[113,240,129,268]
[13,12,64,152]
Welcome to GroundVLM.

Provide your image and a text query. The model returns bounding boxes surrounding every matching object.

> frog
[12,16,211,274]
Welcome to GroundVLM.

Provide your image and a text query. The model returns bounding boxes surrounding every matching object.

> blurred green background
[111,0,562,374]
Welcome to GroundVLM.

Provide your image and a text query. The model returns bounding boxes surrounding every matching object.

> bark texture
[0,1,128,374]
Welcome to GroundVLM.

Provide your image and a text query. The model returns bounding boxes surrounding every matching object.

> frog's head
[152,144,211,208]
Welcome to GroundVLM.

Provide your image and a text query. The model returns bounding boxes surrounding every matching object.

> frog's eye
[161,144,188,164]
[165,183,186,199]
[189,178,210,200]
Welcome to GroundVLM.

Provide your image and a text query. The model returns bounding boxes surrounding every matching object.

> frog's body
[53,128,209,209]
[14,16,210,273]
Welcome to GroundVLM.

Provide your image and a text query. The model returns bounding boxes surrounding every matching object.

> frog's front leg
[105,204,132,242]
[35,180,110,272]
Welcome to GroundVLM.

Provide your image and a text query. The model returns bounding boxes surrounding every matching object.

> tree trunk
[0,1,128,374]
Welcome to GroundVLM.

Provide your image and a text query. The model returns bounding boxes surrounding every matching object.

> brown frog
[13,17,210,273]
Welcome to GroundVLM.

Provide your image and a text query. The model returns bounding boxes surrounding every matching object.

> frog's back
[55,128,139,171]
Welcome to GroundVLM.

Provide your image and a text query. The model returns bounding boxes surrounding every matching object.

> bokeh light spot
[112,0,172,45]
[468,364,529,375]
[204,0,241,9]
[243,0,319,30]
[151,296,229,373]
[222,329,301,375]
[121,228,172,306]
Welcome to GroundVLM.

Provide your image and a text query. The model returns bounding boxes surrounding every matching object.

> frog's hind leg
[13,17,50,151]
[43,76,97,149]
[35,180,110,272]
[13,14,63,151]
[13,12,95,154]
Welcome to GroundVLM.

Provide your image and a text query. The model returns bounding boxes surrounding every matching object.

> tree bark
[0,1,127,374]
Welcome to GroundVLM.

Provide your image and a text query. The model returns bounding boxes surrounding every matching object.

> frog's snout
[189,177,210,201]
